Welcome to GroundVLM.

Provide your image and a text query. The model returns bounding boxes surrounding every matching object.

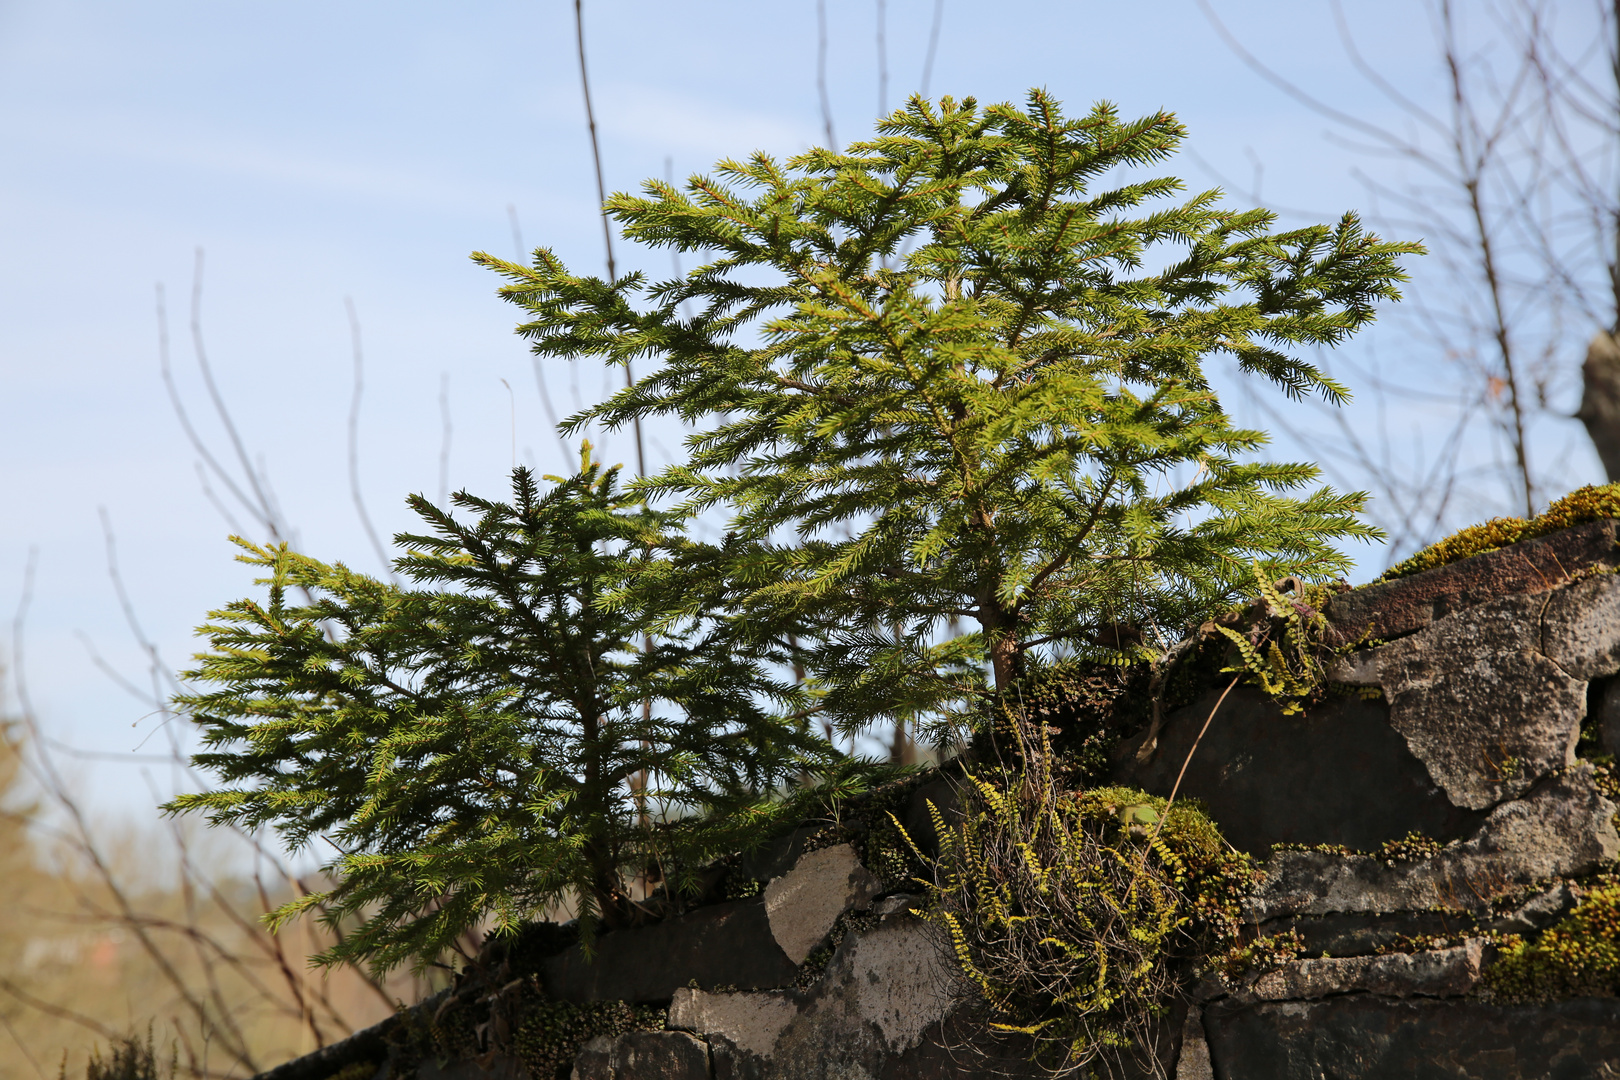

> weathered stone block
[570,1031,710,1080]
[542,899,797,1003]
[1244,941,1484,1002]
[1541,571,1620,679]
[668,989,801,1061]
[761,844,881,965]
[1114,686,1485,855]
[1352,591,1585,809]
[1322,518,1620,645]
[1202,995,1620,1080]
[1175,1006,1213,1080]
[1249,765,1619,922]
[682,917,964,1080]
[1262,882,1577,958]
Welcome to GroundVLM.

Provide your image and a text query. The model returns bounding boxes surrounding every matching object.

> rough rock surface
[1334,591,1586,809]
[1262,883,1578,958]
[417,1058,528,1080]
[761,844,882,965]
[1541,571,1620,679]
[1322,517,1620,645]
[1243,941,1485,1003]
[1114,686,1485,854]
[1248,765,1619,922]
[571,1032,711,1080]
[668,990,801,1060]
[1175,1008,1213,1080]
[542,899,798,1003]
[1202,996,1620,1080]
[663,917,963,1080]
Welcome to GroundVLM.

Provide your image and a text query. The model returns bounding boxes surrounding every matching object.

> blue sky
[0,0,1603,820]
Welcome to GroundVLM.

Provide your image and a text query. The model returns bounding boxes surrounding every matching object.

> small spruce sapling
[477,90,1417,741]
[168,452,827,973]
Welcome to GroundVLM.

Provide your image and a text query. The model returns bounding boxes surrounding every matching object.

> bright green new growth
[168,454,828,973]
[478,90,1413,741]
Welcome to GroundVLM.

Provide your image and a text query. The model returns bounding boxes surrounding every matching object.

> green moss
[512,1000,665,1080]
[1379,483,1620,582]
[320,1064,378,1080]
[1483,877,1620,1002]
[910,729,1264,1075]
[794,908,882,989]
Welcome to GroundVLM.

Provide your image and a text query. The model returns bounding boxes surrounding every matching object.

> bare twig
[345,298,395,580]
[875,0,888,117]
[919,0,945,99]
[572,0,644,481]
[816,0,837,149]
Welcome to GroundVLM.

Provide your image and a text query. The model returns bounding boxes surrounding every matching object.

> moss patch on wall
[514,1000,666,1080]
[1379,483,1620,582]
[1484,875,1620,1002]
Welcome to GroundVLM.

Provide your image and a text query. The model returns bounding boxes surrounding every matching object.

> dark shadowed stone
[1248,766,1619,922]
[1202,995,1620,1080]
[1261,911,1476,959]
[571,1037,613,1080]
[418,1056,529,1080]
[570,1031,710,1080]
[541,899,798,1003]
[1346,591,1586,809]
[1112,685,1485,855]
[1322,518,1620,646]
[901,776,962,864]
[706,1035,764,1080]
[874,1012,1044,1080]
[1595,677,1620,757]
[737,826,823,885]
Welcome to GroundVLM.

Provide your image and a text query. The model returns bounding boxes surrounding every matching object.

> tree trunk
[1578,331,1620,481]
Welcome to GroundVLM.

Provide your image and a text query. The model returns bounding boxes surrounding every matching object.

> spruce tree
[168,454,826,972]
[476,91,1418,740]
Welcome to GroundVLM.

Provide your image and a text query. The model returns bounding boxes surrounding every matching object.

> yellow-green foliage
[1484,881,1620,1002]
[904,725,1251,1076]
[1380,483,1620,581]
[1215,564,1336,715]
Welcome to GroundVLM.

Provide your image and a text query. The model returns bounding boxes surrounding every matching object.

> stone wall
[256,521,1620,1080]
